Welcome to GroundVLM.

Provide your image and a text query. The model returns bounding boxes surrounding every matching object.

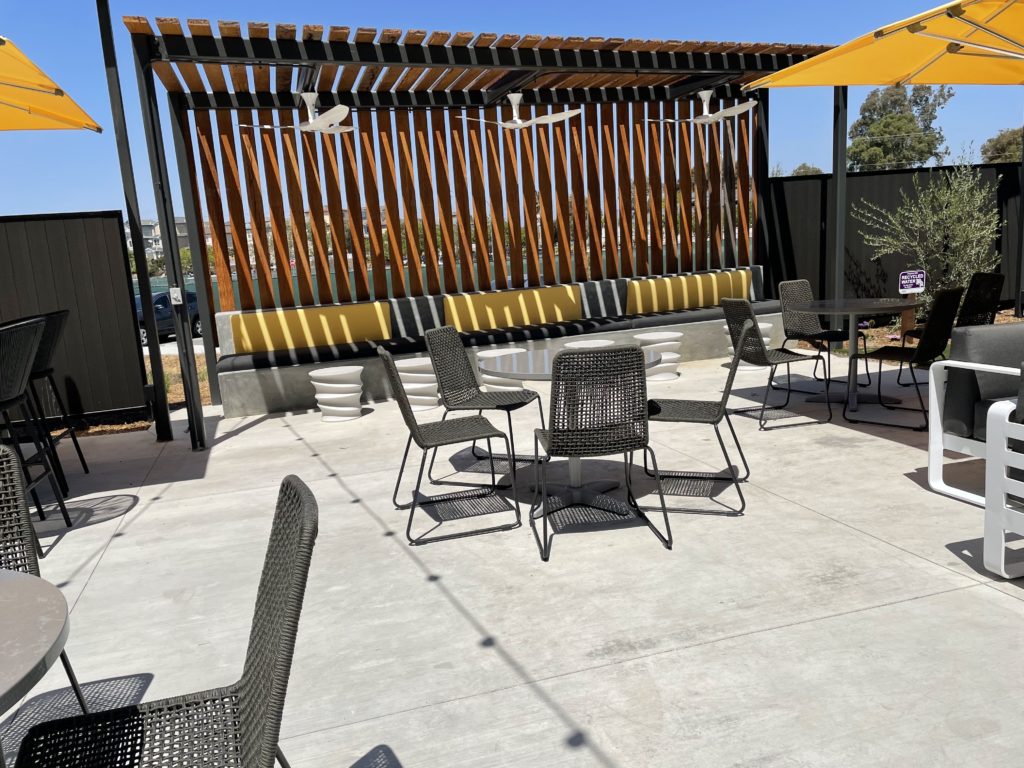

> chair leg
[860,335,872,386]
[22,399,72,527]
[59,651,88,713]
[723,413,750,481]
[426,411,450,483]
[469,409,487,460]
[819,355,832,422]
[405,449,430,544]
[501,434,522,526]
[636,447,672,549]
[2,409,44,521]
[528,432,552,561]
[392,435,415,509]
[758,366,778,430]
[714,424,746,514]
[48,373,88,473]
[29,381,69,497]
[910,363,928,430]
[276,746,293,768]
[877,358,891,409]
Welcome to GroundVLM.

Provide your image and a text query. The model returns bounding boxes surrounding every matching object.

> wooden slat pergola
[120,17,829,441]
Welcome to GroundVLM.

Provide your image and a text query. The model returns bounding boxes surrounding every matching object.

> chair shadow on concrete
[945,534,1024,588]
[0,673,153,767]
[905,457,985,499]
[35,493,138,559]
[346,744,404,768]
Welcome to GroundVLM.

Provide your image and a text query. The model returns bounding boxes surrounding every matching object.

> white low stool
[394,356,439,411]
[634,331,683,381]
[723,323,772,372]
[309,366,363,422]
[564,338,614,349]
[475,348,526,391]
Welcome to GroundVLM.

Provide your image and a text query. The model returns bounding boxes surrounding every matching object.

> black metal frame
[393,432,521,545]
[843,356,929,431]
[2,398,72,529]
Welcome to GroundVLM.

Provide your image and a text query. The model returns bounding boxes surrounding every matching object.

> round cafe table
[477,345,662,504]
[788,297,923,413]
[0,570,71,761]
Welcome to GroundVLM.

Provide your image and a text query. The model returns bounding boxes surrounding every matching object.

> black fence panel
[0,211,147,420]
[768,162,1021,304]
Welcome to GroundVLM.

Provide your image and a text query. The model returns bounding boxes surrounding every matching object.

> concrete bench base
[219,313,785,419]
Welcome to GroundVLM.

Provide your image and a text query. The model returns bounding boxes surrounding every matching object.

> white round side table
[633,331,683,381]
[394,356,439,411]
[475,348,526,391]
[310,366,363,421]
[723,323,772,372]
[564,338,614,349]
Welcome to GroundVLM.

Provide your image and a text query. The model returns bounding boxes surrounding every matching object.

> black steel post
[95,0,172,441]
[752,88,770,288]
[130,33,206,450]
[829,86,848,302]
[169,101,221,404]
[1016,116,1024,316]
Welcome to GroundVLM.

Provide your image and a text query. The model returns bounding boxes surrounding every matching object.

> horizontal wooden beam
[171,83,750,111]
[141,32,809,74]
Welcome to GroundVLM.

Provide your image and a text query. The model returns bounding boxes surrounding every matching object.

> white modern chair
[984,398,1024,579]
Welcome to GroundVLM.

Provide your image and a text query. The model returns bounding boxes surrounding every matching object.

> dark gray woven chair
[0,317,71,528]
[380,348,521,545]
[0,444,88,714]
[899,272,1005,385]
[530,345,671,561]
[845,286,964,431]
[26,311,89,496]
[721,298,832,430]
[424,326,543,481]
[15,475,319,768]
[778,279,869,389]
[645,321,753,514]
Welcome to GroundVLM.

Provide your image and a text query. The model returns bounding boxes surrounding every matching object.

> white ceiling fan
[238,93,354,134]
[459,92,582,129]
[649,90,757,126]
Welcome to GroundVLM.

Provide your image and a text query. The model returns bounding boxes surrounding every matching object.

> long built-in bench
[216,267,780,417]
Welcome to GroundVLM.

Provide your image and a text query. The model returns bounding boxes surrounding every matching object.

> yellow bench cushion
[443,285,583,332]
[230,303,391,354]
[626,270,751,315]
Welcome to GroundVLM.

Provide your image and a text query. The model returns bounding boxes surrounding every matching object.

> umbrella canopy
[747,0,1024,88]
[0,36,101,131]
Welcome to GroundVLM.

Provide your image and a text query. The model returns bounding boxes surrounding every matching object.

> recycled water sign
[899,270,926,295]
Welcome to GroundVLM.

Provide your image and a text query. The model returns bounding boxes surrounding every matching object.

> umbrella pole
[1016,108,1024,317]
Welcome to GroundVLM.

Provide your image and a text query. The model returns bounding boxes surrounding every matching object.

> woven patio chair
[380,349,521,545]
[644,320,753,514]
[0,317,71,527]
[898,272,1004,385]
[424,326,543,482]
[721,298,832,430]
[0,444,88,714]
[778,279,870,390]
[15,475,319,768]
[844,286,964,431]
[529,345,671,562]
[26,311,89,496]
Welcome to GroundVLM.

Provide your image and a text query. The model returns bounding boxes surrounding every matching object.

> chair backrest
[721,298,772,367]
[377,349,428,446]
[914,286,966,364]
[956,272,1005,328]
[237,475,318,768]
[29,310,70,377]
[425,326,481,408]
[0,445,39,577]
[0,318,45,404]
[713,320,755,421]
[778,279,824,338]
[546,345,648,458]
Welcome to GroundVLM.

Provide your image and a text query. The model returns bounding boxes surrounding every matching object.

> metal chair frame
[528,346,672,562]
[722,298,833,430]
[380,349,521,545]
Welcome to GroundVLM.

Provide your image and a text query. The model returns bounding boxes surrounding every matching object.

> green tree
[847,85,953,171]
[980,127,1022,164]
[179,246,192,275]
[852,160,1001,307]
[792,163,824,176]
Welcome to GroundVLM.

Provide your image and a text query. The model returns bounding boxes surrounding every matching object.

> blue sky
[0,0,1019,218]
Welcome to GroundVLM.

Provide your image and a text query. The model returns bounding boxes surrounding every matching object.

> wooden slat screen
[181,95,758,310]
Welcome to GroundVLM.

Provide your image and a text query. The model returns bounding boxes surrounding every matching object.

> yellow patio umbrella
[0,35,101,132]
[747,0,1024,88]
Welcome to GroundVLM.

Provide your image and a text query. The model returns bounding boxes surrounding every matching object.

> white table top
[477,346,662,382]
[0,570,70,714]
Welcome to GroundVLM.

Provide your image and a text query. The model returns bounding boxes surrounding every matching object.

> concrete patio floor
[3,355,1023,767]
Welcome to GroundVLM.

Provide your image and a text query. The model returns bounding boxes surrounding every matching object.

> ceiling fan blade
[237,124,279,130]
[526,107,582,126]
[645,118,684,125]
[309,103,351,128]
[686,114,716,125]
[713,100,758,119]
[317,124,355,135]
[458,115,505,126]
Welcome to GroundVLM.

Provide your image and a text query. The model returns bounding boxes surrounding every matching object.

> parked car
[135,291,202,346]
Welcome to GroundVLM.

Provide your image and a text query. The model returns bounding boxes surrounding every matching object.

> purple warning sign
[899,270,926,295]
